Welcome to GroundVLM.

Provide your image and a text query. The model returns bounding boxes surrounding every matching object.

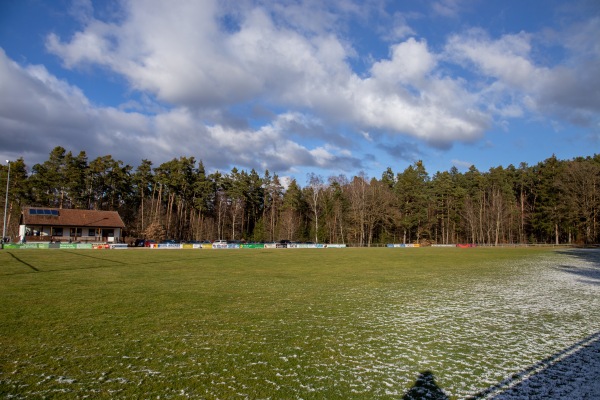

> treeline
[2,146,599,245]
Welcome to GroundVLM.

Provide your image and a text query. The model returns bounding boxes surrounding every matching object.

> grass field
[1,247,599,399]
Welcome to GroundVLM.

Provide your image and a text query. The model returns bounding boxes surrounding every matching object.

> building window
[70,228,82,237]
[52,227,63,237]
[28,226,43,236]
[88,228,96,237]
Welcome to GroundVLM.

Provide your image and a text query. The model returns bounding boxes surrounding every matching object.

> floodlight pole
[2,160,10,247]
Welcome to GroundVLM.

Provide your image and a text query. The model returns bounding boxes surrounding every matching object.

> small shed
[20,207,126,243]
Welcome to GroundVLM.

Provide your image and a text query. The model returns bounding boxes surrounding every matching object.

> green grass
[0,247,598,398]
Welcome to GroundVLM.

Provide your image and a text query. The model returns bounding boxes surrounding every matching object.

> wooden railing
[24,235,111,243]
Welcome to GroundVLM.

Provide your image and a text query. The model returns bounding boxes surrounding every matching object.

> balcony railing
[24,235,115,243]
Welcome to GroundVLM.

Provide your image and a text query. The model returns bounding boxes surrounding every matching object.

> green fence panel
[240,244,265,249]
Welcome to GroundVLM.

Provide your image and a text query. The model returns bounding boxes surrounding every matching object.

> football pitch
[1,247,599,399]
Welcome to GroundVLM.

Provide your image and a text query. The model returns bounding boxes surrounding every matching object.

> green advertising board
[240,244,265,249]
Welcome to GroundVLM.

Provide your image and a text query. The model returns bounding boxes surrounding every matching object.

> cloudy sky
[1,0,599,181]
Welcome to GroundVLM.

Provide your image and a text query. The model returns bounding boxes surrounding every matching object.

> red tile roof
[22,208,125,228]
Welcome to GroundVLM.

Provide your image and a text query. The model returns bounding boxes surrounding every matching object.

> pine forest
[2,147,599,246]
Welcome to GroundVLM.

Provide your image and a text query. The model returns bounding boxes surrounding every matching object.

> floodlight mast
[2,160,10,247]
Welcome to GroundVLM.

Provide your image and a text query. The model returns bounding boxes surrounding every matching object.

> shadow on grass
[61,250,128,264]
[1,250,128,276]
[6,251,40,272]
[554,248,600,285]
[403,371,449,400]
[1,250,231,276]
[468,330,600,399]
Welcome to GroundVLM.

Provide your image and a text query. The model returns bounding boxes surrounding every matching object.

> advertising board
[241,244,265,249]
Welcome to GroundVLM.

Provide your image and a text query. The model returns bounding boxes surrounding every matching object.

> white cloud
[46,20,119,68]
[205,112,361,172]
[360,131,373,142]
[380,12,415,42]
[371,38,436,84]
[0,47,362,173]
[451,159,473,170]
[446,29,537,88]
[445,25,600,129]
[0,49,92,152]
[431,0,465,18]
[44,0,493,149]
[7,0,596,175]
[352,38,489,144]
[266,0,350,35]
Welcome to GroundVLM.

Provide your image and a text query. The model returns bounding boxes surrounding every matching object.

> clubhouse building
[19,207,126,243]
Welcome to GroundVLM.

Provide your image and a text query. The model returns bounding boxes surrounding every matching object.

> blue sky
[1,0,599,183]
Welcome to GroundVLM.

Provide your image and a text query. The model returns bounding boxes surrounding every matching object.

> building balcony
[24,235,116,243]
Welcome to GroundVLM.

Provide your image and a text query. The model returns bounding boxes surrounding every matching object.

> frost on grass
[188,249,600,398]
[1,249,599,398]
[353,249,600,398]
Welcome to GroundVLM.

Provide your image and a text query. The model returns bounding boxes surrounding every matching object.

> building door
[102,229,115,242]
